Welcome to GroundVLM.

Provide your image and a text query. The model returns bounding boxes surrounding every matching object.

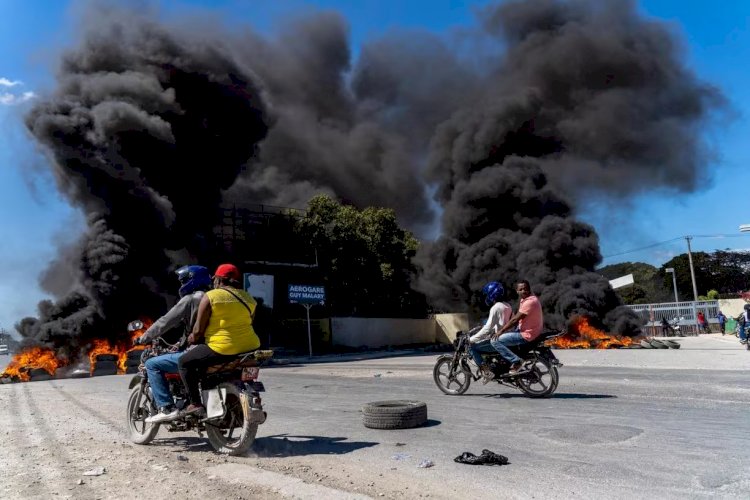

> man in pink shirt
[491,280,543,375]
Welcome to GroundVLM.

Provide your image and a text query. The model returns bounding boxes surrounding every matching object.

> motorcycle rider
[179,263,261,417]
[738,304,750,344]
[134,265,212,423]
[468,281,512,384]
[491,280,544,375]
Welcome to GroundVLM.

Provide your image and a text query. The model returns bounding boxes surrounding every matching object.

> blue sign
[288,284,325,305]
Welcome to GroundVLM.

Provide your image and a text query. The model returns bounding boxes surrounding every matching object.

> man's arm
[492,310,526,340]
[139,295,192,343]
[470,304,501,342]
[188,294,212,344]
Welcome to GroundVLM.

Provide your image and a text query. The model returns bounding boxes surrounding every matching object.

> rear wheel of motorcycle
[433,355,471,395]
[205,382,258,456]
[517,357,558,398]
[126,386,159,445]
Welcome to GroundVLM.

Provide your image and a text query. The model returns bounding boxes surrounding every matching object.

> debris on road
[82,466,106,476]
[418,459,434,468]
[454,450,509,466]
[391,453,410,461]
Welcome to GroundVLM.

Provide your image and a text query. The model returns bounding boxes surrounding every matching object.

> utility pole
[685,236,699,302]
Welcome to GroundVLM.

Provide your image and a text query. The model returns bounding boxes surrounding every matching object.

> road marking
[207,463,372,499]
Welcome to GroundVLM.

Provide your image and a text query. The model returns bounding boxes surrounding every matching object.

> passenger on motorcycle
[738,304,750,344]
[179,263,261,417]
[134,265,212,424]
[469,281,512,384]
[490,280,544,375]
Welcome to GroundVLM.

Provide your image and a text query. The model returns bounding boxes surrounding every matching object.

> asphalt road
[1,335,748,499]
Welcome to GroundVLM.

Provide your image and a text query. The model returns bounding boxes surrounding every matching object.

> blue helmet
[176,265,211,297]
[481,281,504,306]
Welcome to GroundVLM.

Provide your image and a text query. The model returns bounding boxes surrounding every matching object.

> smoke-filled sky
[1,0,749,335]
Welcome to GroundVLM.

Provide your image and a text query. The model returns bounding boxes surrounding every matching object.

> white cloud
[0,77,22,87]
[0,76,35,105]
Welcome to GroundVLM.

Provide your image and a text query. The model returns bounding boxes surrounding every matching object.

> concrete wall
[718,298,745,318]
[434,313,469,344]
[331,317,436,348]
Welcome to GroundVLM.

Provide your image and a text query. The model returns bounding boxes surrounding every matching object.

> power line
[601,233,750,260]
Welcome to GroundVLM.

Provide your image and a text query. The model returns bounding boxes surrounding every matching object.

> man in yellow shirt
[178,263,260,416]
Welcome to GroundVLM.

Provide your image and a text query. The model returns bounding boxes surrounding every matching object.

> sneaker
[479,365,495,385]
[182,403,206,417]
[508,362,524,376]
[145,406,179,424]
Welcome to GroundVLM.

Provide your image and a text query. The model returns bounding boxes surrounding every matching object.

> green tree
[296,195,427,317]
[597,262,671,304]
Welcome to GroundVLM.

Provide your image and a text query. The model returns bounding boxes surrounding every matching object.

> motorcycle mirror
[127,320,144,332]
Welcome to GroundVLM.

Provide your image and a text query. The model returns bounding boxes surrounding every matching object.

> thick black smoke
[20,10,268,357]
[414,0,719,332]
[19,0,719,352]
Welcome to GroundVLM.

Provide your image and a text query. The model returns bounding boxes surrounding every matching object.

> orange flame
[1,347,65,381]
[1,318,154,382]
[89,318,153,374]
[548,316,638,349]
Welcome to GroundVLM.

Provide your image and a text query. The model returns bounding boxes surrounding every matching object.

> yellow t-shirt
[204,287,260,355]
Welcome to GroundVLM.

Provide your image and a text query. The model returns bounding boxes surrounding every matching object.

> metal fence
[628,300,720,336]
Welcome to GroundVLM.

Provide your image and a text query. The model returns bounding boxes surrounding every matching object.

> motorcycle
[669,317,686,337]
[433,326,563,398]
[125,320,273,455]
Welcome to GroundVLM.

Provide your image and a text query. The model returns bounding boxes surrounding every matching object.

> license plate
[242,367,259,381]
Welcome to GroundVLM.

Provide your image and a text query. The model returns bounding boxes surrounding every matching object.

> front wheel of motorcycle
[516,356,559,398]
[205,382,258,456]
[126,385,160,445]
[433,354,471,395]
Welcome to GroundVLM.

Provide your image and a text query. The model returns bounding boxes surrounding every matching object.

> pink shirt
[518,295,543,341]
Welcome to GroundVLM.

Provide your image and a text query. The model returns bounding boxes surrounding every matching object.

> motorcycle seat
[204,349,274,374]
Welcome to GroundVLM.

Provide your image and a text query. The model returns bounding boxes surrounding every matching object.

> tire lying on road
[649,339,670,349]
[95,354,119,362]
[362,400,427,430]
[639,340,654,349]
[662,339,681,349]
[93,360,118,371]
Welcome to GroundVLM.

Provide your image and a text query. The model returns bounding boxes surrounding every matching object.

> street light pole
[666,268,679,303]
[685,236,699,302]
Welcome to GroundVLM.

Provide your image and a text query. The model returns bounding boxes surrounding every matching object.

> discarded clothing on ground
[454,449,509,466]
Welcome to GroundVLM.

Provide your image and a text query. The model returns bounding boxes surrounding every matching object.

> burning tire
[29,368,53,382]
[204,382,258,455]
[362,400,428,429]
[126,385,160,445]
[95,354,119,362]
[92,360,118,372]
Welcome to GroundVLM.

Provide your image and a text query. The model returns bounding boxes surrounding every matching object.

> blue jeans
[469,339,498,366]
[145,351,183,408]
[490,331,527,365]
[740,324,747,342]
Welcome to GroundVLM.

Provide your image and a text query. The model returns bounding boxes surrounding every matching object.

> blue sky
[1,0,749,332]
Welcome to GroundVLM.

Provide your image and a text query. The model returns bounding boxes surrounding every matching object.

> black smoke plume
[20,10,268,357]
[414,0,719,332]
[17,0,720,354]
